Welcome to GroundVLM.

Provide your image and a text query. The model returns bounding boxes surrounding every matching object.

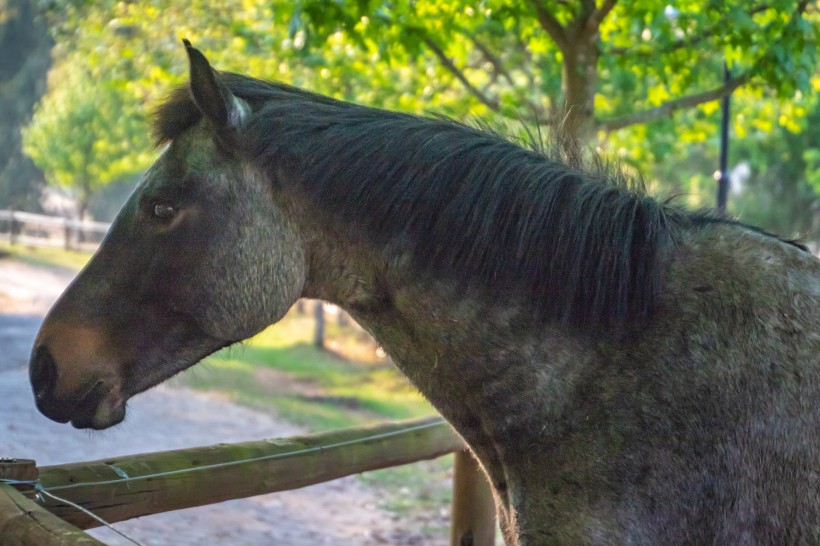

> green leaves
[22,0,819,239]
[22,63,152,216]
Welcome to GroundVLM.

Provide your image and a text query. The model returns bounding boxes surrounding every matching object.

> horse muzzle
[30,325,127,430]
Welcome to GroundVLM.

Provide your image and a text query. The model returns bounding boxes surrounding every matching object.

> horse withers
[29,42,820,545]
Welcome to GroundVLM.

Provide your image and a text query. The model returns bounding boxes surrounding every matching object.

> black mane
[155,73,685,329]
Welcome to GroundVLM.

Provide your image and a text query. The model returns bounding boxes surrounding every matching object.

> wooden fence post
[0,459,105,545]
[450,450,496,546]
[314,299,325,348]
[0,459,37,488]
[9,210,18,246]
[63,218,72,251]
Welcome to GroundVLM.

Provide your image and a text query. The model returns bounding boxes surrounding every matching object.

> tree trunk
[314,300,325,348]
[75,179,91,244]
[77,194,88,222]
[560,40,599,150]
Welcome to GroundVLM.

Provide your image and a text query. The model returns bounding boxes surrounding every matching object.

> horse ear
[183,39,246,129]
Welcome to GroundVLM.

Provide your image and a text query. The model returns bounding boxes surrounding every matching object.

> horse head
[29,42,306,429]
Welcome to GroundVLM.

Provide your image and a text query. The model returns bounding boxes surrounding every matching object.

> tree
[0,0,52,211]
[22,64,152,219]
[729,95,820,244]
[288,1,817,157]
[28,0,818,226]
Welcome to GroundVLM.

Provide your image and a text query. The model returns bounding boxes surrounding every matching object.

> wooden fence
[0,210,111,252]
[0,417,497,545]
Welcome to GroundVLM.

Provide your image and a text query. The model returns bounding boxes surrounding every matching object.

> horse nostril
[30,344,58,399]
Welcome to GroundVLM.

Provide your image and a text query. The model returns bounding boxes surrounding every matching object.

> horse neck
[294,202,596,507]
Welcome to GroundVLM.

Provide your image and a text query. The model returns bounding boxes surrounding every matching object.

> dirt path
[0,257,439,545]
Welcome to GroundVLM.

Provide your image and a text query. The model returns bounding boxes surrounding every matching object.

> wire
[1,478,148,545]
[1,417,455,546]
[36,487,147,546]
[35,418,451,493]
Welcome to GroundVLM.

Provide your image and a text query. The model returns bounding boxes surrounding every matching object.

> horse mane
[154,73,687,329]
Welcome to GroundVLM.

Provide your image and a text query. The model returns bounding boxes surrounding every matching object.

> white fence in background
[0,210,111,252]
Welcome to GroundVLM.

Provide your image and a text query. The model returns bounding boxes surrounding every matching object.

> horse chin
[69,387,127,430]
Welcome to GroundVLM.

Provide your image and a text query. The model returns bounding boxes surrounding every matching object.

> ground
[0,256,445,545]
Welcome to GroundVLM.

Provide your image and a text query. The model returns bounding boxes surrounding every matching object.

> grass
[177,307,456,537]
[3,243,456,536]
[0,241,91,272]
[190,315,435,429]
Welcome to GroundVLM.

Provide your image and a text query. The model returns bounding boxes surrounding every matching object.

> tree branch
[607,4,771,57]
[597,72,750,132]
[531,1,569,51]
[513,32,537,87]
[584,0,618,38]
[421,35,500,111]
[467,35,519,89]
[601,1,810,132]
[467,35,553,125]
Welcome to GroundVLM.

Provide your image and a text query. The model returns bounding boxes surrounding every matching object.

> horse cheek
[194,214,305,341]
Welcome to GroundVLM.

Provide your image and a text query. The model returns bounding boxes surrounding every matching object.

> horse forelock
[151,73,348,147]
[153,72,688,329]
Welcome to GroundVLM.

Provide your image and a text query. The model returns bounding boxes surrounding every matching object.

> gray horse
[30,42,819,545]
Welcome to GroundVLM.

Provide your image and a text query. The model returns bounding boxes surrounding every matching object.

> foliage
[288,1,817,149]
[23,0,820,233]
[730,90,820,242]
[639,73,820,245]
[0,0,52,212]
[22,62,153,218]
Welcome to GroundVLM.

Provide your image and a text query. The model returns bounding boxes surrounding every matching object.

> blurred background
[0,1,818,543]
[1,0,818,243]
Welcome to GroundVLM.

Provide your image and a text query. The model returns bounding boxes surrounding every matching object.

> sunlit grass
[188,313,436,430]
[0,241,92,271]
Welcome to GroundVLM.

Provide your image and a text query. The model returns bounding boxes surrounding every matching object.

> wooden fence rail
[0,484,105,546]
[0,210,110,252]
[0,459,104,545]
[2,417,497,545]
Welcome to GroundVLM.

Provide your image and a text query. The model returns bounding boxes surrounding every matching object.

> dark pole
[716,63,732,215]
[313,300,325,348]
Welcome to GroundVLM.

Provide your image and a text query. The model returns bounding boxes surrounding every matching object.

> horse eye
[152,204,177,220]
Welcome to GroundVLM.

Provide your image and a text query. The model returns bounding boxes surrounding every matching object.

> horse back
[512,222,819,545]
[616,221,819,543]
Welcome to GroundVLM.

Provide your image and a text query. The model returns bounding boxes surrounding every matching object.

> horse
[29,41,819,545]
